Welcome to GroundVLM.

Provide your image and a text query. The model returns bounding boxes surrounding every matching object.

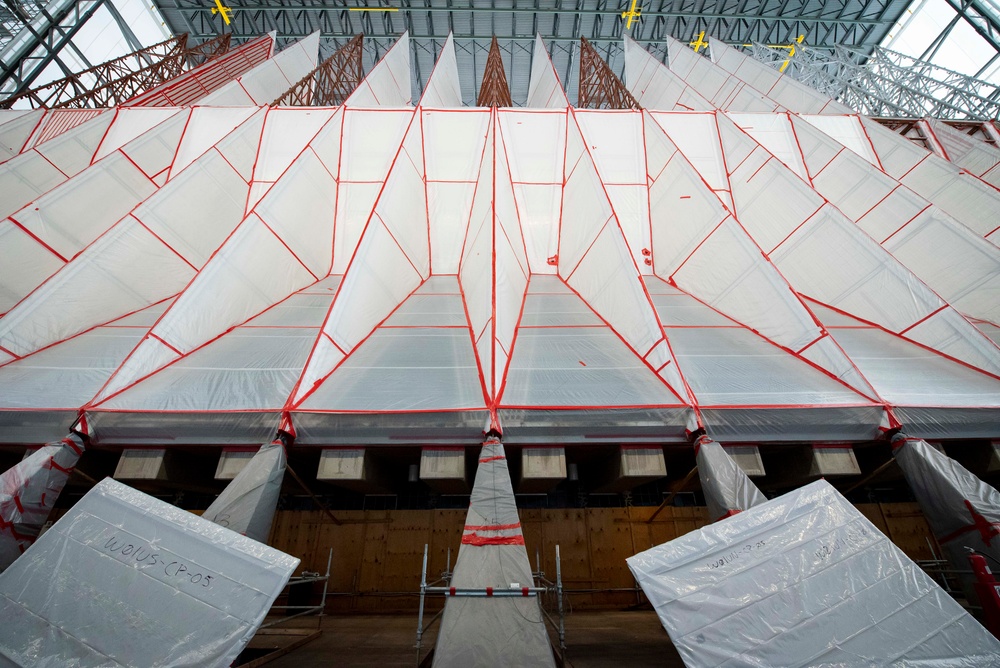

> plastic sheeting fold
[202,441,285,543]
[0,434,84,571]
[695,438,766,521]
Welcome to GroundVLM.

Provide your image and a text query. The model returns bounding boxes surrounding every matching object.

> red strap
[464,522,520,531]
[61,438,83,456]
[479,455,505,463]
[939,500,1000,547]
[462,533,526,546]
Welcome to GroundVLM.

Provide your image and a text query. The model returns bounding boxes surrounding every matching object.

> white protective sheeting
[199,33,319,107]
[709,38,852,114]
[419,34,463,107]
[123,34,276,107]
[0,434,84,571]
[894,436,1000,592]
[926,118,1000,189]
[525,35,570,108]
[665,36,781,113]
[695,437,766,522]
[202,441,285,543]
[433,439,555,667]
[628,479,1000,667]
[0,478,298,667]
[345,32,412,107]
[623,35,712,111]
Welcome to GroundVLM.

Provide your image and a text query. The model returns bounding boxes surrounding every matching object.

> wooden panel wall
[266,503,935,612]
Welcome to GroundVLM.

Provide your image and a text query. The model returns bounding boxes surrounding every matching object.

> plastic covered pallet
[696,437,766,522]
[202,440,285,542]
[0,478,298,667]
[627,480,1000,667]
[433,438,555,667]
[0,434,84,571]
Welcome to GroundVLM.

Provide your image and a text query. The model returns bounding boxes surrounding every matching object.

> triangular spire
[272,33,365,106]
[578,37,640,109]
[345,31,412,107]
[0,433,85,570]
[419,33,463,107]
[433,437,555,667]
[477,38,512,107]
[202,440,285,543]
[695,436,766,522]
[525,35,569,108]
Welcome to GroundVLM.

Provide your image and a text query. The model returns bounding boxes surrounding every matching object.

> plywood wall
[266,502,935,612]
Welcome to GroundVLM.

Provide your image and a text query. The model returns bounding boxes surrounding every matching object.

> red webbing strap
[464,522,520,531]
[461,533,526,546]
[60,437,83,456]
[479,455,505,463]
[938,500,1000,547]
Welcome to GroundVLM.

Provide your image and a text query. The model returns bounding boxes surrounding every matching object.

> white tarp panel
[123,34,276,107]
[709,38,852,114]
[894,436,1000,589]
[0,434,84,571]
[0,109,43,163]
[419,34,463,107]
[345,32,412,107]
[926,119,1000,189]
[665,36,781,113]
[199,32,320,107]
[524,35,570,108]
[628,479,1000,667]
[623,35,712,111]
[695,437,767,522]
[0,478,298,667]
[433,439,555,667]
[202,441,285,543]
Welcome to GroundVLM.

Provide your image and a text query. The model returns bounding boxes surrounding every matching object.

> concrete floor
[260,609,685,667]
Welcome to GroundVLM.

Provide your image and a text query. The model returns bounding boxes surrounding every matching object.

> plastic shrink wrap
[894,436,1000,601]
[627,479,1000,667]
[0,434,85,571]
[433,439,555,668]
[0,478,299,667]
[202,440,285,542]
[696,438,767,522]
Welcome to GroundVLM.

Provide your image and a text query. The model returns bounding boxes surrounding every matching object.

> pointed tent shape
[698,111,1000,379]
[578,37,640,109]
[477,37,513,107]
[628,479,1000,666]
[638,112,878,400]
[0,434,84,570]
[460,114,530,400]
[664,36,779,112]
[291,110,429,405]
[346,32,412,107]
[560,111,689,402]
[272,33,365,106]
[894,436,1000,596]
[622,35,712,111]
[0,108,269,360]
[433,439,555,667]
[123,33,276,107]
[925,118,1000,189]
[419,33,462,107]
[202,441,285,543]
[90,109,343,405]
[525,35,569,108]
[850,116,1000,246]
[199,32,320,107]
[745,112,1000,328]
[696,437,766,522]
[708,37,852,115]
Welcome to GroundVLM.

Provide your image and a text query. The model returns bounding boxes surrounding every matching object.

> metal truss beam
[751,42,1000,120]
[272,32,363,106]
[578,35,639,108]
[1,32,231,109]
[0,0,109,96]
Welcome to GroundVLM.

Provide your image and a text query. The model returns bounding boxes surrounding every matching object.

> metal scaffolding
[578,35,640,108]
[272,33,364,106]
[751,41,1000,120]
[476,36,512,107]
[1,33,231,109]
